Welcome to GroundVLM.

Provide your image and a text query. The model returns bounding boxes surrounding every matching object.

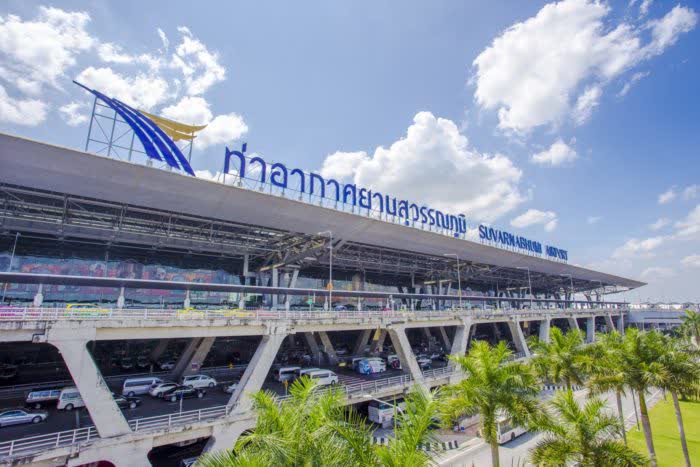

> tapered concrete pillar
[492,323,503,341]
[203,419,254,455]
[438,327,451,350]
[586,317,596,343]
[49,331,131,437]
[617,314,625,333]
[450,320,471,356]
[421,327,433,341]
[353,329,372,356]
[507,320,530,357]
[369,329,387,354]
[318,331,338,365]
[182,337,215,376]
[173,338,201,377]
[567,317,580,333]
[33,283,43,307]
[604,314,615,332]
[387,326,425,387]
[271,267,279,307]
[303,332,321,361]
[117,287,125,309]
[539,318,551,343]
[229,333,286,413]
[183,290,191,309]
[149,339,170,362]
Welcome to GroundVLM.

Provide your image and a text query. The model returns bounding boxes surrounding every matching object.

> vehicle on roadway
[161,385,206,402]
[416,356,432,370]
[356,358,386,375]
[495,415,527,444]
[25,388,61,409]
[307,369,338,387]
[0,408,48,427]
[149,382,179,397]
[222,382,238,393]
[57,387,85,411]
[158,360,176,371]
[181,374,217,389]
[274,366,301,383]
[123,376,163,397]
[294,367,321,380]
[112,394,142,409]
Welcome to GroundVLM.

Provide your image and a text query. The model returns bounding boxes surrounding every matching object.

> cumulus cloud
[318,112,526,222]
[681,254,700,268]
[640,266,674,278]
[531,139,578,166]
[76,66,170,110]
[657,187,677,204]
[58,100,90,126]
[649,217,670,231]
[196,113,248,149]
[0,84,47,125]
[161,96,213,125]
[472,0,697,132]
[510,209,558,232]
[682,184,698,200]
[612,236,665,258]
[675,204,700,237]
[320,151,371,182]
[171,26,225,95]
[0,6,94,94]
[639,0,654,18]
[617,71,650,97]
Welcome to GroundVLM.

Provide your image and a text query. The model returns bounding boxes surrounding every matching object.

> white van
[368,400,406,425]
[307,369,338,387]
[122,377,163,397]
[275,366,301,383]
[57,387,85,411]
[295,367,321,380]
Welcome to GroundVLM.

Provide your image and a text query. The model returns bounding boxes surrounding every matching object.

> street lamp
[318,231,333,311]
[443,253,462,310]
[560,274,574,309]
[516,266,533,310]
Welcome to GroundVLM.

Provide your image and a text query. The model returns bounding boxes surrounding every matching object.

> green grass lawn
[627,397,700,466]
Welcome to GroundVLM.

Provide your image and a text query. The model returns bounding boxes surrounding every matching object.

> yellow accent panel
[139,110,207,141]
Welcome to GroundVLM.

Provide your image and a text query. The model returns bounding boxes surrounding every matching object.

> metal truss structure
[0,183,621,297]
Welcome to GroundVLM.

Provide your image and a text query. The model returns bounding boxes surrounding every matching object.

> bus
[496,416,527,444]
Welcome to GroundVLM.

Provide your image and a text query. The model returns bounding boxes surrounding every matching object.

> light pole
[443,253,462,310]
[318,231,333,311]
[1,232,20,305]
[560,274,574,309]
[516,266,533,310]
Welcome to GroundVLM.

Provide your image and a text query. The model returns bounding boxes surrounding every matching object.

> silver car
[0,409,48,427]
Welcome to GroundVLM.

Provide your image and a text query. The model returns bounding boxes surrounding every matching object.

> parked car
[149,382,179,397]
[161,385,206,402]
[222,382,238,394]
[306,369,338,387]
[136,355,150,369]
[112,394,141,409]
[181,374,217,389]
[416,357,432,370]
[158,360,176,371]
[120,357,134,371]
[0,408,48,427]
[387,355,402,370]
[25,388,61,409]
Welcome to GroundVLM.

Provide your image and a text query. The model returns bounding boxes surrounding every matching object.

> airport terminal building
[0,94,645,466]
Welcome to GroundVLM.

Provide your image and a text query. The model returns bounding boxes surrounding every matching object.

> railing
[0,426,98,458]
[0,306,625,323]
[129,404,236,432]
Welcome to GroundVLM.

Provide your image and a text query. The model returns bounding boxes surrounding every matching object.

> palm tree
[681,309,700,348]
[197,377,439,467]
[529,389,647,466]
[441,340,540,467]
[529,327,591,390]
[658,336,700,467]
[616,328,668,467]
[586,331,630,446]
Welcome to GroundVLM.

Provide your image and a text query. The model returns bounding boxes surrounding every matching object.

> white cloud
[75,66,170,110]
[196,113,248,149]
[472,0,697,132]
[0,6,94,93]
[612,236,665,258]
[682,184,698,200]
[587,216,601,225]
[531,139,578,166]
[161,96,213,125]
[171,27,225,95]
[510,209,558,231]
[617,71,650,97]
[319,111,526,222]
[657,187,677,204]
[649,217,670,231]
[681,254,700,268]
[0,84,47,125]
[675,204,700,237]
[58,100,90,126]
[320,151,371,182]
[640,266,674,278]
[96,43,160,70]
[157,28,169,51]
[639,0,653,18]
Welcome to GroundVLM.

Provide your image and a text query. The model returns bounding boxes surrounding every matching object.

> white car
[149,382,178,397]
[306,369,338,387]
[181,374,217,389]
[223,382,238,394]
[159,361,176,371]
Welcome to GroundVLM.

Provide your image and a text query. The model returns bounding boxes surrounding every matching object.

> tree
[441,340,540,467]
[529,327,591,390]
[586,331,630,446]
[681,309,700,348]
[658,336,700,467]
[529,389,647,466]
[197,377,439,467]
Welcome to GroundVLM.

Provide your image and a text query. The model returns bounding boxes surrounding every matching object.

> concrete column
[318,331,338,365]
[421,327,433,341]
[203,419,254,455]
[66,438,153,467]
[387,326,425,387]
[229,333,286,413]
[617,314,625,333]
[507,320,530,357]
[369,330,387,354]
[284,269,299,307]
[438,327,451,350]
[183,290,191,309]
[539,318,551,343]
[173,338,201,377]
[149,339,170,362]
[117,287,125,309]
[49,334,131,437]
[353,329,372,356]
[586,317,596,343]
[604,314,615,332]
[271,267,279,307]
[182,337,215,376]
[492,323,503,341]
[33,283,43,307]
[567,317,580,333]
[303,332,321,361]
[450,320,471,356]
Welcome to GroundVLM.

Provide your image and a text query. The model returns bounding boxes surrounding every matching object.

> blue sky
[1,0,699,302]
